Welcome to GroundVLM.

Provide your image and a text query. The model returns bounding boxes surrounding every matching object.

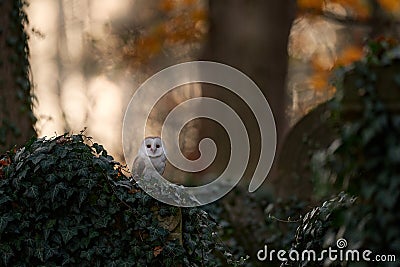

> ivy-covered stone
[0,134,231,266]
[286,39,400,267]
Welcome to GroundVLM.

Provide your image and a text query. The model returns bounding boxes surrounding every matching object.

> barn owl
[131,137,166,180]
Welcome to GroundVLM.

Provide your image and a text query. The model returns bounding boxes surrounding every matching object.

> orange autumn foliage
[183,0,196,5]
[191,9,207,21]
[335,45,364,66]
[310,45,364,91]
[133,0,398,68]
[297,0,323,11]
[378,0,400,14]
[159,0,175,12]
[299,0,398,94]
[310,71,331,91]
[131,0,207,65]
[0,155,11,179]
[137,36,163,57]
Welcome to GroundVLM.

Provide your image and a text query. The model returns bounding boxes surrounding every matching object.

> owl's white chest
[149,155,164,168]
[138,153,166,179]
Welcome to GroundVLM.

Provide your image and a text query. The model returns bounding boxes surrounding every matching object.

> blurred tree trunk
[200,0,296,181]
[0,0,36,151]
[199,0,296,256]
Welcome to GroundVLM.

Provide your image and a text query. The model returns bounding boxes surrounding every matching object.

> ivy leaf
[77,167,89,177]
[31,153,46,165]
[79,191,87,208]
[119,260,135,267]
[25,185,39,199]
[132,246,141,257]
[18,165,29,180]
[51,182,65,202]
[146,250,153,262]
[43,228,51,241]
[0,196,11,205]
[80,250,92,261]
[92,143,104,154]
[35,247,44,262]
[51,233,62,245]
[15,161,24,171]
[59,226,78,243]
[0,215,12,233]
[93,157,109,170]
[149,227,169,241]
[89,229,99,239]
[46,173,57,183]
[0,245,14,266]
[44,244,57,261]
[62,254,72,265]
[40,159,54,172]
[80,178,97,189]
[94,216,109,229]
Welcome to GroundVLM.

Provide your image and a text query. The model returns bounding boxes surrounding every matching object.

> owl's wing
[131,155,145,180]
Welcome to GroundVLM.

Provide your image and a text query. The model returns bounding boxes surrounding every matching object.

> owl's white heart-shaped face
[139,137,165,158]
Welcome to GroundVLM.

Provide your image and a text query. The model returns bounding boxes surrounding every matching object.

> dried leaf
[0,159,10,166]
[153,246,163,257]
[128,188,141,194]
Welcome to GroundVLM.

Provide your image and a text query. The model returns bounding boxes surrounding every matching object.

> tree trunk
[0,0,36,151]
[198,0,296,256]
[200,0,296,183]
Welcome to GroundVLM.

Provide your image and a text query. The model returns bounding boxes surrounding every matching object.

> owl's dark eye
[156,144,160,148]
[146,144,151,148]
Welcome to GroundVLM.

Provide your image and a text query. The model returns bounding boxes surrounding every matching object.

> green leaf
[44,244,57,261]
[59,226,78,243]
[77,167,89,177]
[0,244,14,266]
[94,216,109,229]
[35,247,44,262]
[146,250,153,262]
[149,227,169,241]
[46,174,58,183]
[0,215,12,233]
[44,228,51,241]
[51,182,66,202]
[0,196,11,205]
[89,229,99,239]
[92,143,104,154]
[79,191,87,208]
[132,246,141,257]
[25,185,39,199]
[40,159,54,172]
[80,250,92,261]
[31,153,47,165]
[80,178,97,189]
